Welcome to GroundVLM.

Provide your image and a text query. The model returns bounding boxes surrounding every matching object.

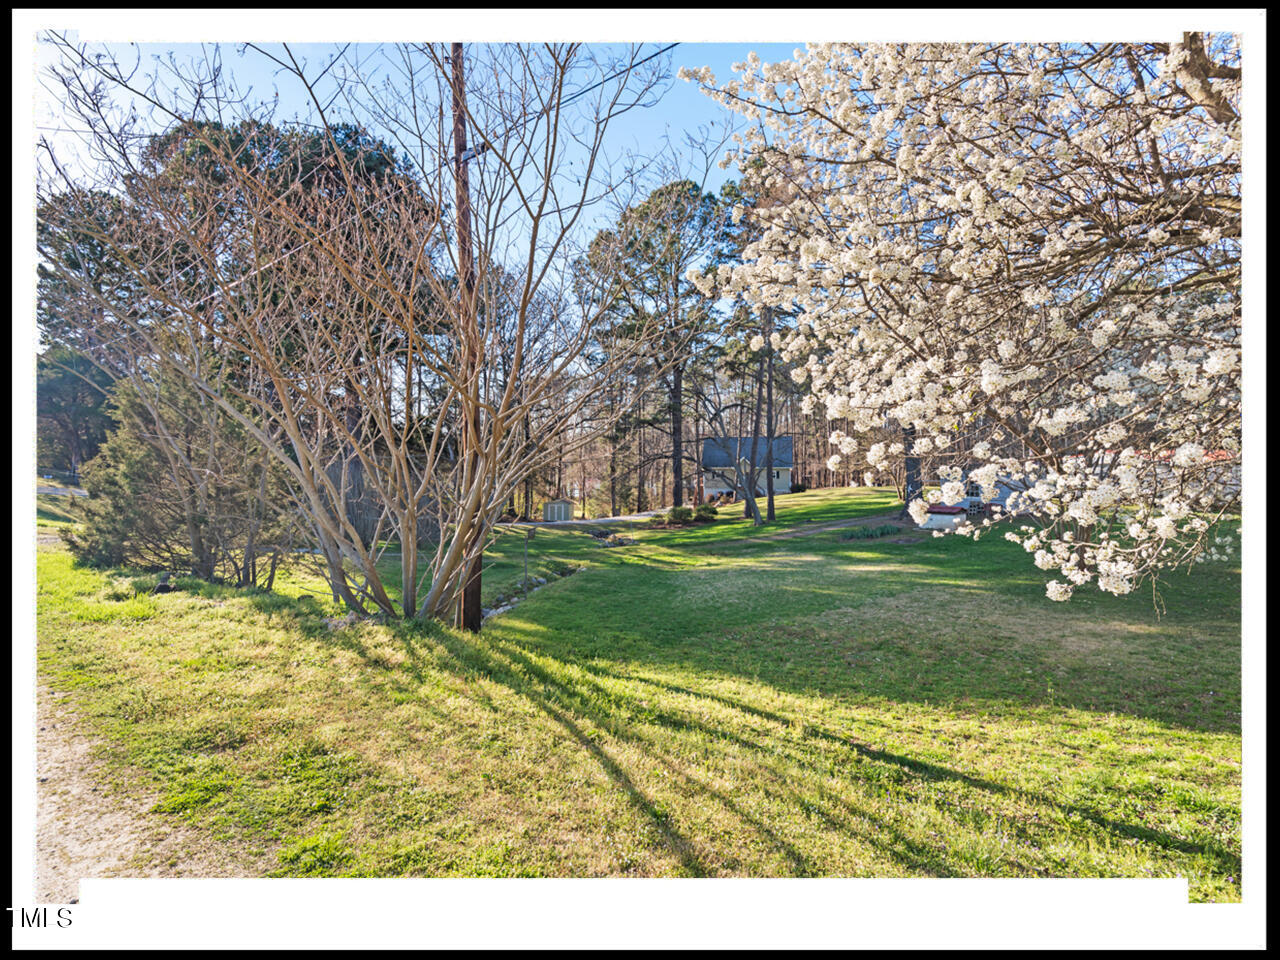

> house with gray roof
[701,436,793,501]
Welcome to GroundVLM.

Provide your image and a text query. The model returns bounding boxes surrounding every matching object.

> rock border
[482,566,583,622]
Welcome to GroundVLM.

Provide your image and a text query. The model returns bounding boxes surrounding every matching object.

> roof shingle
[702,436,793,469]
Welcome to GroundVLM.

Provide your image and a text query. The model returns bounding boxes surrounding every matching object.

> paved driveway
[501,509,664,529]
[37,486,88,497]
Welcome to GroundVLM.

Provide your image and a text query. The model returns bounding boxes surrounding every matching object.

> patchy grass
[841,523,902,541]
[36,487,1241,898]
[37,493,81,529]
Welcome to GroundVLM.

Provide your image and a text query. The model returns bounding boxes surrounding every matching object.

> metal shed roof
[702,436,793,469]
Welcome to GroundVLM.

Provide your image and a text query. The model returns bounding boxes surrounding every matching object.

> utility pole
[451,41,483,633]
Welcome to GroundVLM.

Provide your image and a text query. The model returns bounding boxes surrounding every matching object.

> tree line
[38,37,1238,616]
[36,40,866,627]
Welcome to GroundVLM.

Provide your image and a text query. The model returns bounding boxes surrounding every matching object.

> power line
[563,42,679,109]
[37,125,153,137]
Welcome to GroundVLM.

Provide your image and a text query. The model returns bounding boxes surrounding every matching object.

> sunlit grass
[35,487,1241,898]
[36,493,81,528]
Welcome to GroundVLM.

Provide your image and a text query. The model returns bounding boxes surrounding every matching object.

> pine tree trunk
[636,427,646,512]
[609,444,618,517]
[764,307,776,521]
[671,363,684,507]
[744,348,766,524]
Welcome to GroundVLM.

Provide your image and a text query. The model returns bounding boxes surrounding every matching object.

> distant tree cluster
[37,40,679,622]
[36,346,115,481]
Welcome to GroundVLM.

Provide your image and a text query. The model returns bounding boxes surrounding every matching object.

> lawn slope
[35,488,1241,899]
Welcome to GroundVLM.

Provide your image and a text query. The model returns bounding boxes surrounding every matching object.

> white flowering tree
[682,36,1241,600]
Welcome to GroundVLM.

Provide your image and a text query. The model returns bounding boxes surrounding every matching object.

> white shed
[542,498,574,523]
[920,504,967,530]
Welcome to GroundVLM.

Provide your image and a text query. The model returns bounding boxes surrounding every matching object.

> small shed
[543,498,574,523]
[920,503,966,530]
[961,478,1021,515]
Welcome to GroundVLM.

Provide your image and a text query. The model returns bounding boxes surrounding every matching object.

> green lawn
[36,492,81,528]
[35,487,1242,898]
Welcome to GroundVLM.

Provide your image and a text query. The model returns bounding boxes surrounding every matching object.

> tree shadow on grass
[366,619,713,876]
[439,633,824,877]
[425,628,1213,879]
[246,591,333,639]
[487,532,1241,735]
[222,551,1237,883]
[286,600,1238,883]
[519,690,709,876]
[385,624,827,876]
[574,660,1241,879]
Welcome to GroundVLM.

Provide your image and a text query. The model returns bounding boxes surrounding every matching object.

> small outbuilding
[960,478,1021,516]
[542,498,574,523]
[915,474,1027,530]
[920,504,967,530]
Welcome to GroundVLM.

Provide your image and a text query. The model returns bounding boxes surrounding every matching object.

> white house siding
[703,475,734,498]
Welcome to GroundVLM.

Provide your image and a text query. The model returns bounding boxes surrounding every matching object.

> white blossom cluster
[684,38,1241,600]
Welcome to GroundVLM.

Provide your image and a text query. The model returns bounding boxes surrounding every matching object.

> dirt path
[35,686,272,903]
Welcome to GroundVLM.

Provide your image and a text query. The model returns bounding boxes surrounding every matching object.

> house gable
[702,436,793,470]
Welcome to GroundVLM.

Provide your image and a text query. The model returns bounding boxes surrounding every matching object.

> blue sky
[36,40,800,197]
[609,42,801,193]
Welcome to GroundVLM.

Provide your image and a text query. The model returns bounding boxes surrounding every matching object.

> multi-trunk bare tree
[38,38,680,626]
